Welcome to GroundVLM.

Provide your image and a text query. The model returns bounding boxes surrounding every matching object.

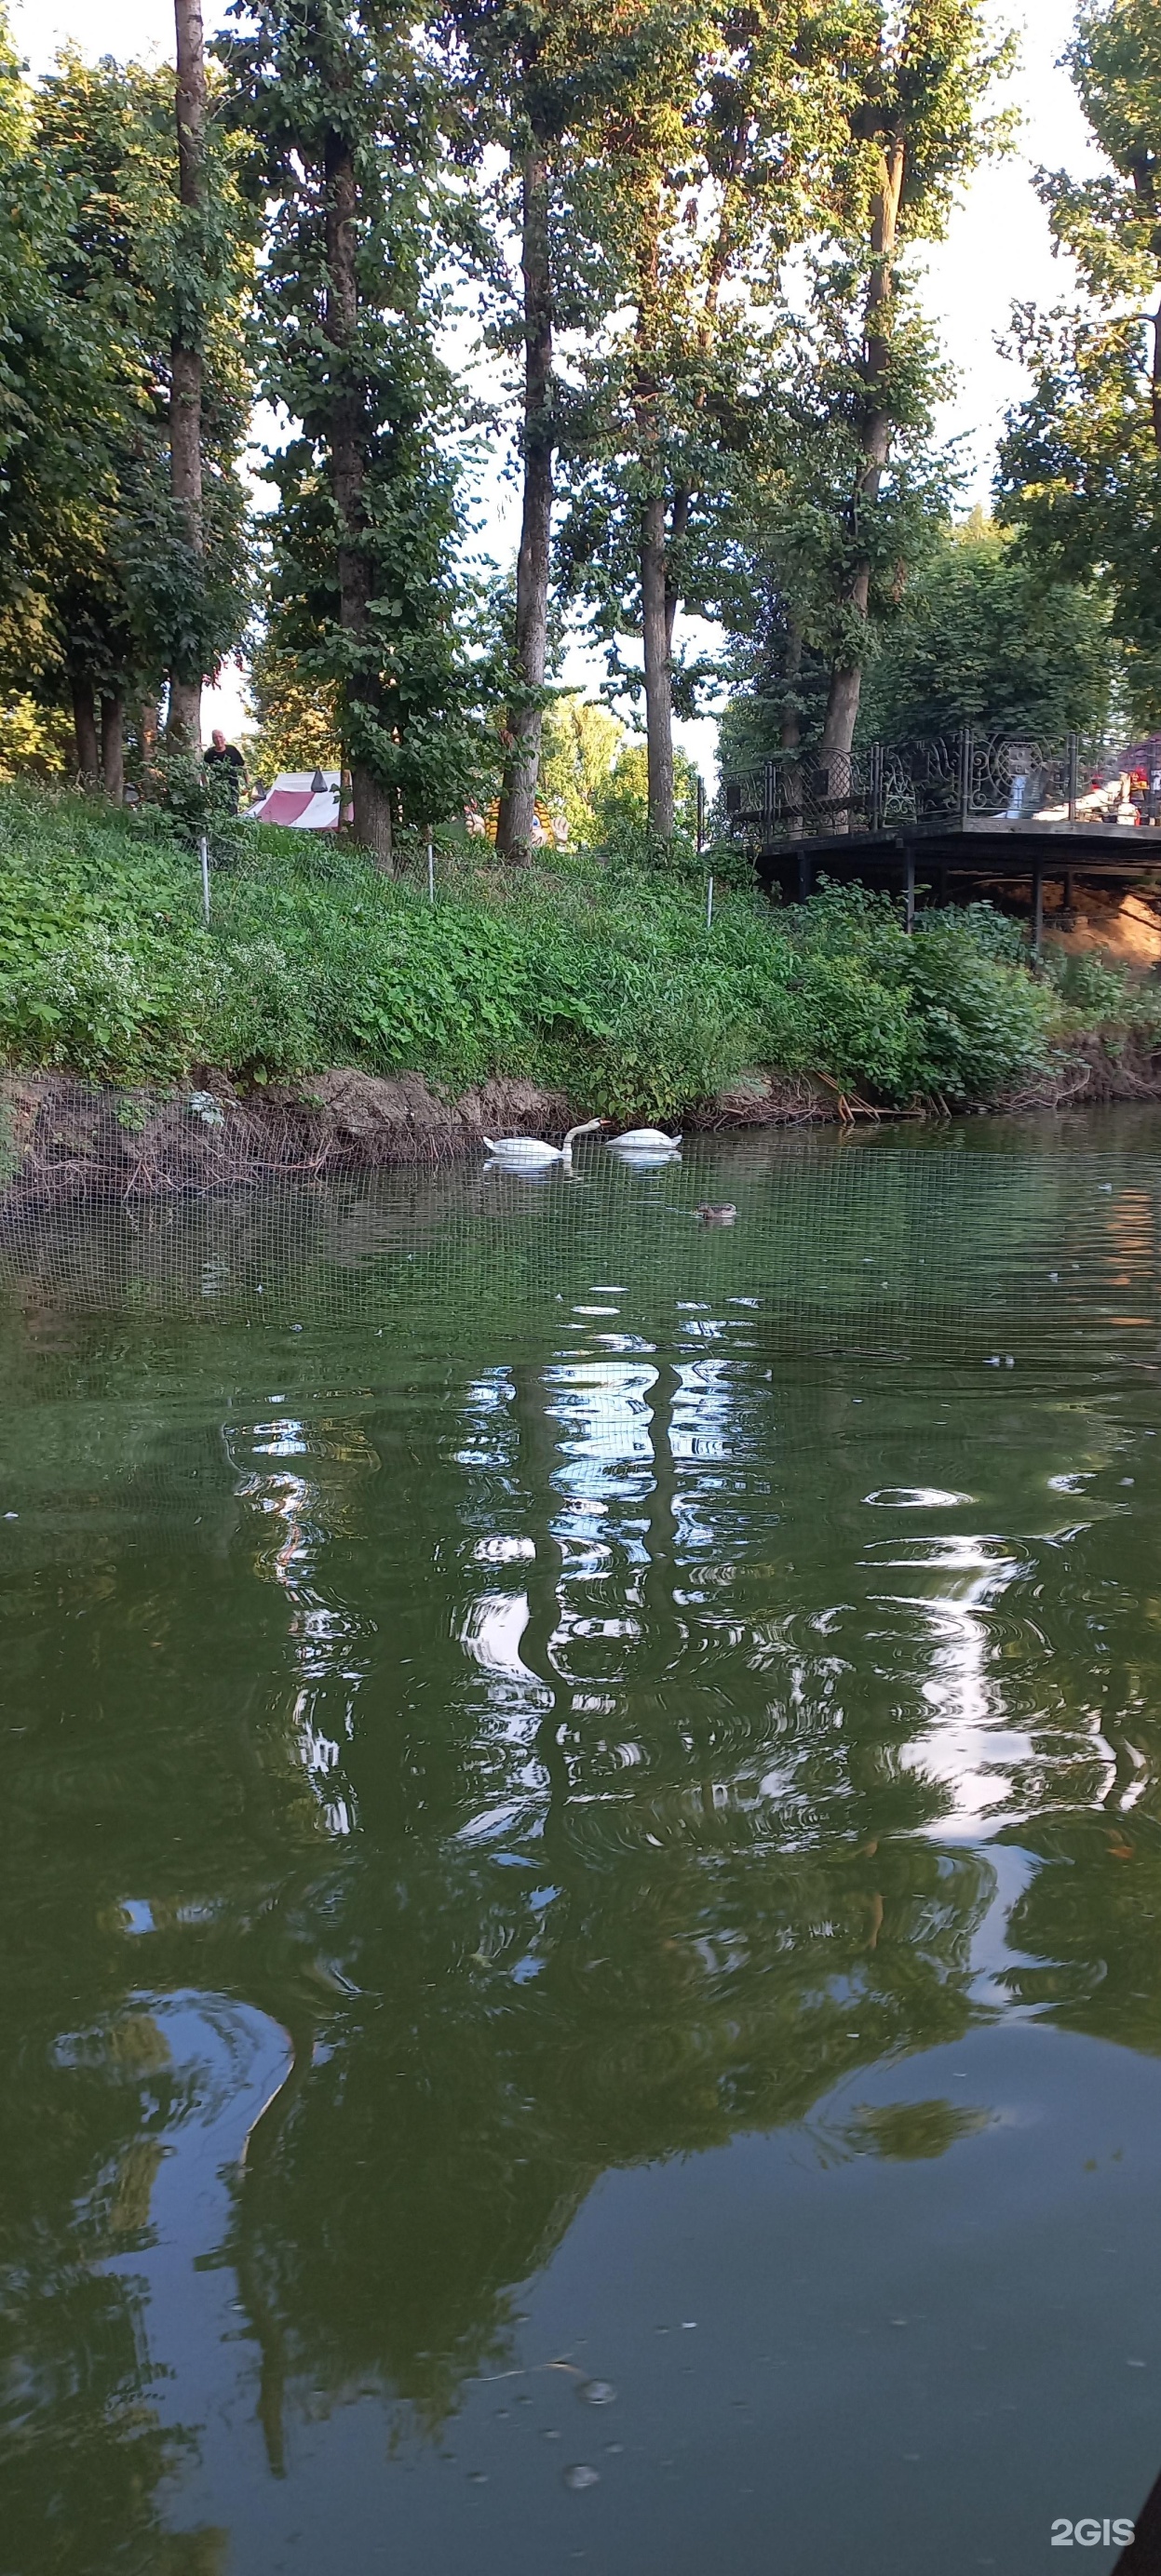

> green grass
[0,783,1149,1114]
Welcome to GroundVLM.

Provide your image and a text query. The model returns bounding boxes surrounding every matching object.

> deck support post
[1032,861,1044,959]
[904,854,915,933]
[958,728,973,828]
[798,848,811,902]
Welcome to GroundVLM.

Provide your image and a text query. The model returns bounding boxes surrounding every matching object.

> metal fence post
[198,835,210,928]
[1067,731,1078,825]
[426,830,435,905]
[871,741,884,834]
[958,728,972,829]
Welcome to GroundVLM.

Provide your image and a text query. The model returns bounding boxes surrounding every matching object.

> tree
[0,20,121,784]
[708,1,1013,807]
[996,0,1161,728]
[0,34,253,789]
[855,517,1117,744]
[223,0,504,860]
[434,3,642,861]
[709,278,952,807]
[805,0,1014,779]
[168,0,209,747]
[559,0,819,841]
[247,628,340,783]
[537,692,623,844]
[722,514,1118,767]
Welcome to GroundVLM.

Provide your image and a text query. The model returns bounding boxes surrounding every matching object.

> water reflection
[5,1118,1161,2568]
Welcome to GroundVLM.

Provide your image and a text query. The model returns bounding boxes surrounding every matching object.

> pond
[5,1112,1161,2576]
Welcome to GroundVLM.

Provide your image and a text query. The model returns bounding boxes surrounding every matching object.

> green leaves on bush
[0,784,1146,1114]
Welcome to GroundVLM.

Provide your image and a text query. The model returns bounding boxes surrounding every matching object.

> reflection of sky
[219,1268,1161,1922]
[452,1323,1150,1868]
[227,1416,372,1837]
[858,1529,1030,1836]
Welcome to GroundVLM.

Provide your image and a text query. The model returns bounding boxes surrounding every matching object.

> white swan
[607,1126,682,1155]
[483,1118,602,1169]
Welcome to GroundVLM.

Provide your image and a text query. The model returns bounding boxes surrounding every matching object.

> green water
[5,1114,1161,2576]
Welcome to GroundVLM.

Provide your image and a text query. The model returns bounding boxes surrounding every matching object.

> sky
[9,0,1099,758]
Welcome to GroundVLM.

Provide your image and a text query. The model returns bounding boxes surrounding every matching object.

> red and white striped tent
[250,770,344,831]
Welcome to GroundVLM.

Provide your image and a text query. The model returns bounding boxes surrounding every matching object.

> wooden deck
[753,818,1161,940]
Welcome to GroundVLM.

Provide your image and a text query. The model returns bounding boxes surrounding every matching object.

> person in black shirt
[203,729,247,812]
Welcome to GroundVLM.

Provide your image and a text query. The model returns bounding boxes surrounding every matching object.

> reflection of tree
[7,1129,1161,2517]
[826,2097,992,2163]
[978,1444,1161,2054]
[0,1353,339,2569]
[0,1998,225,2576]
[226,1340,997,2442]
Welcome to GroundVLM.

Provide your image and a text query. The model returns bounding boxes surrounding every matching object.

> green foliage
[247,631,340,785]
[585,738,700,863]
[774,884,1053,1101]
[996,0,1161,726]
[1045,946,1129,1020]
[221,0,506,838]
[536,696,624,846]
[903,917,1049,1099]
[852,517,1116,744]
[138,744,248,847]
[0,689,73,782]
[1040,943,1161,1046]
[0,32,255,753]
[0,781,1112,1118]
[710,0,1015,769]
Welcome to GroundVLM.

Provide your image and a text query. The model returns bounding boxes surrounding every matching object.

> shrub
[0,782,1116,1115]
[903,921,1053,1103]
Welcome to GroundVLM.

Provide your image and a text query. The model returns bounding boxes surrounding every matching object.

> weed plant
[0,785,1144,1114]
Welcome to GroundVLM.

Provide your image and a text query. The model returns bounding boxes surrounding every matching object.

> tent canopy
[250,771,343,831]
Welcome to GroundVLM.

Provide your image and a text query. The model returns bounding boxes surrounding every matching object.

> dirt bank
[0,1066,858,1210]
[1043,883,1161,969]
[2,1040,1160,1212]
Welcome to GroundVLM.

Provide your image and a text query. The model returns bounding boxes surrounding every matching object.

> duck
[696,1202,737,1226]
[482,1118,602,1169]
[607,1126,682,1156]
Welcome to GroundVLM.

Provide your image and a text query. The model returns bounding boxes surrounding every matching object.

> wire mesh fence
[0,1116,1155,1375]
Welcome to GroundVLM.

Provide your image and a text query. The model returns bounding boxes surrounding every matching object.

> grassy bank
[0,784,1156,1119]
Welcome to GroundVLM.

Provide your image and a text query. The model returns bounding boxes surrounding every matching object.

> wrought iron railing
[723,732,1159,844]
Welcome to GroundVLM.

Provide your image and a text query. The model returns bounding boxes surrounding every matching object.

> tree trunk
[641,490,674,838]
[646,126,746,836]
[631,180,677,846]
[1129,162,1161,453]
[101,691,125,801]
[352,771,394,866]
[322,127,392,866]
[1152,297,1161,455]
[781,623,803,821]
[71,677,99,785]
[495,135,553,863]
[819,131,906,784]
[168,0,207,750]
[818,645,866,790]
